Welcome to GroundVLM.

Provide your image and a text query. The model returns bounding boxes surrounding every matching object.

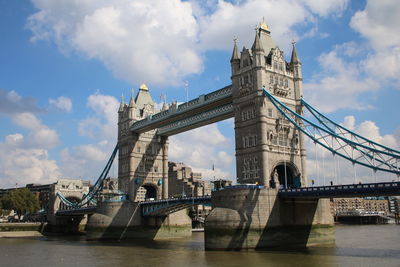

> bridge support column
[161,137,169,199]
[86,201,191,240]
[205,188,334,250]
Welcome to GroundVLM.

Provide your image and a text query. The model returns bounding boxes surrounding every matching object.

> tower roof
[135,83,154,110]
[290,41,301,64]
[258,21,275,55]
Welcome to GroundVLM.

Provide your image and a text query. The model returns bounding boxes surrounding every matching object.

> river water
[0,225,399,267]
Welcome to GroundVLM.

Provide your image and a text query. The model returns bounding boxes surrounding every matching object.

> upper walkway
[130,85,233,136]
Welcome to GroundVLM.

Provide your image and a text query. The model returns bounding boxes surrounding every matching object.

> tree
[1,188,40,221]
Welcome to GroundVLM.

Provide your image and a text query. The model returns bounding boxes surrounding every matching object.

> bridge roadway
[56,182,400,217]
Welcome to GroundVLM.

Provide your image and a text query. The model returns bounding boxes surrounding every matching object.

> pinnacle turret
[231,38,240,62]
[252,28,264,53]
[118,94,125,112]
[129,88,136,107]
[290,41,301,64]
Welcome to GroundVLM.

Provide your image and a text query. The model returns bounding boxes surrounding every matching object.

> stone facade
[118,84,169,201]
[168,161,212,197]
[231,22,307,188]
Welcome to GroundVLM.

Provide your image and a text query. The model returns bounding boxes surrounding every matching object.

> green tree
[1,188,40,221]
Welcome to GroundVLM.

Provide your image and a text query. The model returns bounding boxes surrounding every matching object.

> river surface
[0,225,399,267]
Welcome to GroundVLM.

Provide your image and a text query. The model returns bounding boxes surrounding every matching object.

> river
[0,225,399,267]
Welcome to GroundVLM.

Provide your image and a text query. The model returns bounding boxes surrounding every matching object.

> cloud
[306,116,399,186]
[304,43,378,113]
[49,96,72,112]
[169,123,235,180]
[27,0,348,86]
[60,141,114,179]
[0,133,60,188]
[78,93,119,141]
[61,93,119,180]
[11,112,59,149]
[0,89,42,115]
[350,0,400,83]
[28,0,201,86]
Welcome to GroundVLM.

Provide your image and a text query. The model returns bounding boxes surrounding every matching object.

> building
[331,197,390,216]
[0,183,52,210]
[211,179,233,191]
[168,161,212,198]
[0,179,91,212]
[168,161,213,226]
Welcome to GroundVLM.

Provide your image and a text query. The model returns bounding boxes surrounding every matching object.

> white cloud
[350,0,400,83]
[301,0,348,17]
[27,0,348,86]
[0,133,60,188]
[49,96,72,112]
[306,116,399,186]
[169,123,235,179]
[304,43,378,113]
[60,141,114,179]
[28,0,201,86]
[11,112,59,149]
[78,93,119,141]
[61,93,119,180]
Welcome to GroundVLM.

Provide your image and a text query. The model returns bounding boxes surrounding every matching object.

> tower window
[284,79,288,87]
[268,108,273,117]
[274,76,278,84]
[270,75,273,84]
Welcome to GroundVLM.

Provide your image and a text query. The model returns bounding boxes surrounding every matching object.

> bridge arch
[59,196,81,211]
[270,161,301,189]
[140,183,158,201]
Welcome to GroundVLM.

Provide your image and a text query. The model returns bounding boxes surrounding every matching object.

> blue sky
[0,0,399,188]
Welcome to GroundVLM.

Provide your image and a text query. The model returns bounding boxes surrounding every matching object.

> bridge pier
[86,201,191,240]
[205,187,334,250]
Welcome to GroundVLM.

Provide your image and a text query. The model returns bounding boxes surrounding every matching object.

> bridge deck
[278,182,400,199]
[56,182,400,216]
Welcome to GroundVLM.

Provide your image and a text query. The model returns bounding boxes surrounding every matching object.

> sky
[0,0,399,188]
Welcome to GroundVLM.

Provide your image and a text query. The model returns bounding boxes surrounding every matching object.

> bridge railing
[279,181,400,198]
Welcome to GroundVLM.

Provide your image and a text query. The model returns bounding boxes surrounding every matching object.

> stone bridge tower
[118,84,169,201]
[231,23,307,188]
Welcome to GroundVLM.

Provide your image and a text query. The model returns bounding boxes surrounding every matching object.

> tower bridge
[55,22,400,250]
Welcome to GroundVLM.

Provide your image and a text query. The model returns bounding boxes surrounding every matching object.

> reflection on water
[0,225,399,267]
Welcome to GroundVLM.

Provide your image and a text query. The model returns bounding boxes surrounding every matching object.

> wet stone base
[86,225,192,240]
[204,187,335,250]
[205,225,335,250]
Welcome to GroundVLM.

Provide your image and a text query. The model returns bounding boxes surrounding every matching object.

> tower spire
[252,27,264,52]
[119,93,125,112]
[290,40,301,64]
[230,38,240,62]
[129,88,136,107]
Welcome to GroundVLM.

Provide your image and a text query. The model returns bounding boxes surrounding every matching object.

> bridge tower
[118,84,169,201]
[231,22,307,188]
